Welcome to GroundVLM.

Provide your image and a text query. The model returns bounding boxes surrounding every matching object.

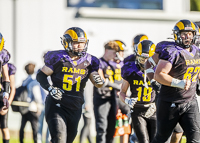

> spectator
[19,63,43,143]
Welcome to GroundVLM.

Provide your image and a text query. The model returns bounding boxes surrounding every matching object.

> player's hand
[93,74,104,85]
[151,80,161,93]
[48,86,64,100]
[0,106,8,115]
[184,79,191,90]
[125,97,138,108]
[3,97,9,108]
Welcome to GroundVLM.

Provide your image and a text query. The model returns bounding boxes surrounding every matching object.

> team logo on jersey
[185,59,200,65]
[133,80,151,86]
[73,61,77,66]
[84,62,88,67]
[62,67,86,75]
[190,53,194,57]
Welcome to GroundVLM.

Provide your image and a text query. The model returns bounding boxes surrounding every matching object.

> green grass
[0,135,187,143]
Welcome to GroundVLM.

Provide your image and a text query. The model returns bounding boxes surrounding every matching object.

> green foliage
[191,0,200,11]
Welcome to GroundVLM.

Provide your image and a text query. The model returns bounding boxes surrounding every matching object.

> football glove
[48,86,64,100]
[93,74,104,85]
[125,97,138,109]
[3,92,9,99]
[151,79,161,94]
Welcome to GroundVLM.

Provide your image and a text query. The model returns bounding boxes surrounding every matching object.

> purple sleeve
[159,47,178,64]
[121,62,133,81]
[90,56,100,73]
[124,54,135,63]
[155,42,163,54]
[1,49,10,66]
[99,58,104,70]
[8,63,16,75]
[44,51,61,70]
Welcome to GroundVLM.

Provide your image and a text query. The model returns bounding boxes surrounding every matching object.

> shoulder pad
[0,49,10,65]
[8,63,17,75]
[44,50,66,70]
[124,54,136,63]
[121,62,137,80]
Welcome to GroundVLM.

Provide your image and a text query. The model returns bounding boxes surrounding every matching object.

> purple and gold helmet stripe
[0,33,4,52]
[65,29,79,41]
[139,35,148,42]
[149,43,156,57]
[137,42,143,56]
[115,40,125,51]
[137,40,155,57]
[175,20,196,31]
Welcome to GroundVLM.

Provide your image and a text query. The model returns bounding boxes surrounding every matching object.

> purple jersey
[122,62,156,105]
[158,43,200,103]
[93,57,116,99]
[8,63,16,76]
[124,54,136,64]
[44,50,99,109]
[0,49,10,73]
[155,41,178,54]
[109,60,124,85]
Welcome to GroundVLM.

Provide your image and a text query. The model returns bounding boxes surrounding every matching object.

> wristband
[150,79,156,84]
[48,85,53,91]
[3,81,10,93]
[146,68,155,74]
[171,78,186,89]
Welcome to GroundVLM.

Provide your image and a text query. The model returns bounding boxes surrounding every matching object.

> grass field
[0,135,187,143]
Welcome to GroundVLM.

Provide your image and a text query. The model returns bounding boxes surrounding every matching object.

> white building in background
[0,0,199,137]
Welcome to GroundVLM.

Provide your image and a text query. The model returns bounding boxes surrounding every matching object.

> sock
[3,139,9,143]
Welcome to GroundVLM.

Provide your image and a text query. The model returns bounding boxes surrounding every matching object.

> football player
[36,27,104,143]
[111,40,130,143]
[194,21,200,48]
[124,34,148,63]
[120,40,156,143]
[0,33,11,111]
[151,19,200,143]
[93,41,120,143]
[0,63,16,143]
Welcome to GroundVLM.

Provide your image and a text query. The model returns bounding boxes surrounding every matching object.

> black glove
[151,80,161,94]
[48,86,64,100]
[196,79,200,96]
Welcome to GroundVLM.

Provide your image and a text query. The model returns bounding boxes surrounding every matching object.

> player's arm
[2,64,10,108]
[145,53,161,92]
[8,74,16,105]
[119,79,130,103]
[89,70,104,88]
[120,79,137,108]
[154,59,190,90]
[144,53,159,81]
[36,65,53,91]
[37,65,64,100]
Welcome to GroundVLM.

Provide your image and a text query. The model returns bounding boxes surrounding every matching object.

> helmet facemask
[174,30,195,49]
[136,54,149,69]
